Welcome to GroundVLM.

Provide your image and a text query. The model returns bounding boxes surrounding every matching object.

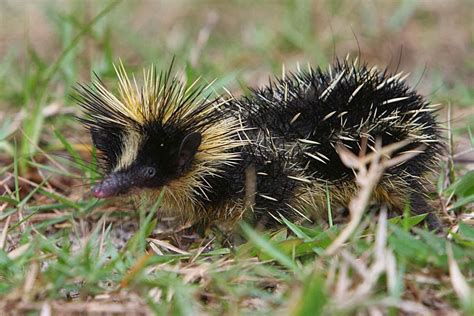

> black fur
[77,59,443,229]
[222,60,443,227]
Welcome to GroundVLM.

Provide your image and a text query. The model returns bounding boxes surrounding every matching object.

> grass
[0,1,473,315]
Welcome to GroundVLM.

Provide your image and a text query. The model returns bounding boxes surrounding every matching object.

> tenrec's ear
[178,132,202,170]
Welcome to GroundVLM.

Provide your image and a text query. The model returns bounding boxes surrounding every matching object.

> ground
[0,1,473,315]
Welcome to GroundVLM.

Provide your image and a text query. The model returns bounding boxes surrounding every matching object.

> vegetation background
[0,0,473,315]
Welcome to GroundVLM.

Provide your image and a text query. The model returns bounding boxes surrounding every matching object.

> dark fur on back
[218,59,443,227]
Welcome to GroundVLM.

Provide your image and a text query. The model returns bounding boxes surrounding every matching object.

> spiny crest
[75,60,229,134]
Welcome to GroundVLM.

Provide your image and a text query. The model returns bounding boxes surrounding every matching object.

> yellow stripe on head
[114,129,143,171]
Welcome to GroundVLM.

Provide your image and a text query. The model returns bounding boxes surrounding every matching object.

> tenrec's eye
[144,167,156,178]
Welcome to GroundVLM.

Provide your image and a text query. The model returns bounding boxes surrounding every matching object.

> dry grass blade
[189,11,219,67]
[0,214,11,250]
[447,243,472,305]
[147,238,191,255]
[120,253,154,288]
[190,237,215,263]
[22,260,40,303]
[333,210,388,309]
[326,139,424,255]
[377,298,432,315]
[8,243,30,260]
[14,301,152,315]
[326,210,433,314]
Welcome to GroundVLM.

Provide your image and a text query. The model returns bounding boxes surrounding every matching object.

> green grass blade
[240,222,298,271]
